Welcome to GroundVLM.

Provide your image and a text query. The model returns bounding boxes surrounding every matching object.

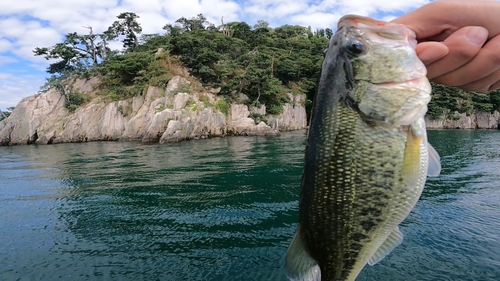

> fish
[284,15,441,281]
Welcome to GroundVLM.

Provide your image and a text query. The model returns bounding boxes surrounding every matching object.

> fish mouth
[373,76,429,88]
[338,15,417,49]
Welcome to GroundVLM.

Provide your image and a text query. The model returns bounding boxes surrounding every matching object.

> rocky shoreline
[425,111,500,130]
[1,75,499,146]
[0,76,307,146]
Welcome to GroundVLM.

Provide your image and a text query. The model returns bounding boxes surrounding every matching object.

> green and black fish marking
[285,15,441,281]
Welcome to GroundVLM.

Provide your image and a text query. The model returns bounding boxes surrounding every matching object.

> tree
[315,28,325,38]
[227,22,253,41]
[97,51,154,85]
[490,90,500,112]
[0,107,14,121]
[325,28,333,39]
[253,20,271,30]
[33,28,107,75]
[163,14,215,34]
[105,12,142,49]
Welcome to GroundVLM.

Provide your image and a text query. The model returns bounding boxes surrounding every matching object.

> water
[0,130,499,281]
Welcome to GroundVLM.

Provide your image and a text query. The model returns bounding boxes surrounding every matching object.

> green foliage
[490,90,500,111]
[65,90,91,111]
[216,100,230,115]
[98,51,154,85]
[39,75,65,93]
[0,106,15,122]
[37,75,91,111]
[164,17,327,112]
[108,85,143,101]
[35,12,500,123]
[136,34,171,52]
[34,28,109,75]
[34,12,329,115]
[199,95,212,107]
[253,20,271,30]
[104,12,142,50]
[155,104,167,113]
[428,82,500,120]
[170,83,192,95]
[186,98,196,107]
[249,113,268,124]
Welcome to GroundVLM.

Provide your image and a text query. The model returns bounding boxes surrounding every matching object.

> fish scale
[306,106,410,280]
[285,15,441,281]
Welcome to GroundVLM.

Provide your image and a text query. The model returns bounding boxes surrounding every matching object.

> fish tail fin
[285,224,321,281]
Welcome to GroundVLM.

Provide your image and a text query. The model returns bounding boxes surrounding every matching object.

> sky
[0,0,432,111]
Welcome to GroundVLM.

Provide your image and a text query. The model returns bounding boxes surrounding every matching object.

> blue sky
[0,0,431,111]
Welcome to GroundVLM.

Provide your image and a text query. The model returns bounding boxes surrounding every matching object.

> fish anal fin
[368,226,404,266]
[285,224,321,281]
[427,143,441,177]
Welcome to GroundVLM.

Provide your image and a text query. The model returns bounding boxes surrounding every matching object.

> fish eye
[345,40,365,55]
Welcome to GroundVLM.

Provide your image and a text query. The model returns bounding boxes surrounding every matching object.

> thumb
[415,42,449,65]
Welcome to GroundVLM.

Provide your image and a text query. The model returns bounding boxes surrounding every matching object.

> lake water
[1,130,499,281]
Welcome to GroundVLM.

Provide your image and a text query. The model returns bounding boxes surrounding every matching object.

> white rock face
[425,111,500,129]
[0,76,308,145]
[267,93,307,131]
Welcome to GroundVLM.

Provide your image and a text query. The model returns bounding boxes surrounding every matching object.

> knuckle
[451,45,478,61]
[488,80,500,92]
[484,47,500,65]
[463,84,488,93]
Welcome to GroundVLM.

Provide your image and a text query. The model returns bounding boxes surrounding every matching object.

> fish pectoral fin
[368,226,404,266]
[427,143,441,177]
[285,224,321,281]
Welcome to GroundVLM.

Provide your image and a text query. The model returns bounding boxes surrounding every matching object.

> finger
[460,68,500,93]
[392,1,500,40]
[391,2,462,39]
[426,26,488,80]
[488,79,500,92]
[441,34,500,91]
[415,42,448,65]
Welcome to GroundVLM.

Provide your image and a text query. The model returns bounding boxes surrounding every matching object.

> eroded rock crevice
[0,76,308,145]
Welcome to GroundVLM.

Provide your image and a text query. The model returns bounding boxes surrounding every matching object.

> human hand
[393,1,500,92]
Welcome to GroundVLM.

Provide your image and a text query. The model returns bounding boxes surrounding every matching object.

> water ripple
[1,130,499,280]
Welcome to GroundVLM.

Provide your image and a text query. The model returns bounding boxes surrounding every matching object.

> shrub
[249,113,268,124]
[199,95,212,107]
[65,90,91,111]
[216,99,230,115]
[170,83,192,95]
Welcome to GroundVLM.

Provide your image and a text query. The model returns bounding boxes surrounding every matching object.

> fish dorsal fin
[285,224,321,281]
[427,143,441,177]
[368,226,404,266]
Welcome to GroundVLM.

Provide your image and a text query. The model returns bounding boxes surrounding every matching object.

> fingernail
[418,48,436,64]
[466,26,488,45]
[416,43,447,65]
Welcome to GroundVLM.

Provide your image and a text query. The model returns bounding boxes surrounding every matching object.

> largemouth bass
[285,15,441,281]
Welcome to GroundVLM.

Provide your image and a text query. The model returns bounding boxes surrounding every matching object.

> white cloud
[199,0,241,23]
[0,39,13,53]
[0,56,18,66]
[245,1,309,20]
[0,72,45,111]
[290,12,344,30]
[0,0,432,109]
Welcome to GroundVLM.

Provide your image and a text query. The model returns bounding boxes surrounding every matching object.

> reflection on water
[1,130,499,280]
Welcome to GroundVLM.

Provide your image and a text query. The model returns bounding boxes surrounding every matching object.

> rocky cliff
[0,76,307,145]
[425,111,500,129]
